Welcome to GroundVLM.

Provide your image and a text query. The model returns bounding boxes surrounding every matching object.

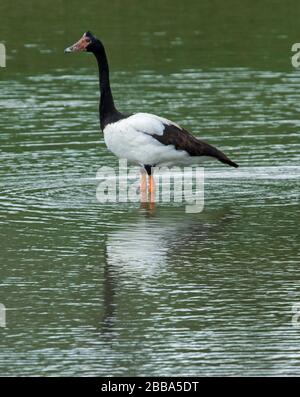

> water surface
[0,0,299,376]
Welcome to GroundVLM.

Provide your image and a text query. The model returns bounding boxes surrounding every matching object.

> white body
[103,112,208,166]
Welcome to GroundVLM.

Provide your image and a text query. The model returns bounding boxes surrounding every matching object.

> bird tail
[204,144,239,168]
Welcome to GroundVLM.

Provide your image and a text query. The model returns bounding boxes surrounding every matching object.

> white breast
[103,112,189,166]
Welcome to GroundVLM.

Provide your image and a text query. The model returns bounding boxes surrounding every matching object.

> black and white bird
[65,32,238,199]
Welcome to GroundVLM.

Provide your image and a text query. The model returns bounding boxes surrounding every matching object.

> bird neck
[94,45,116,128]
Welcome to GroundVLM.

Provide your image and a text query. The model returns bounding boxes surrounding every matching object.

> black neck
[94,44,117,129]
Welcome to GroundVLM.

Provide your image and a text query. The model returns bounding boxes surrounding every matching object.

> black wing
[152,123,238,168]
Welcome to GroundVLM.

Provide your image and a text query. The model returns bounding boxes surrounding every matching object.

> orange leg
[148,174,156,203]
[140,170,147,203]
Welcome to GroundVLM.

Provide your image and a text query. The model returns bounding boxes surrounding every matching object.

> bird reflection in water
[100,205,235,334]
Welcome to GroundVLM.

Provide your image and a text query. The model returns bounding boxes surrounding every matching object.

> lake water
[0,0,299,376]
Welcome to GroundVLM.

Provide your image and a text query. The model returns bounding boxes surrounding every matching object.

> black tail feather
[218,157,239,168]
[204,144,239,168]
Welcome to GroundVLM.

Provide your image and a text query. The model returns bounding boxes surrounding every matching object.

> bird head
[64,31,101,54]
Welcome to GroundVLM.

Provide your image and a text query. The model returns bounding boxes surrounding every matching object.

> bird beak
[64,34,90,53]
[64,46,75,53]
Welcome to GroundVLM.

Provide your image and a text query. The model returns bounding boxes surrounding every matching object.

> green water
[0,0,299,376]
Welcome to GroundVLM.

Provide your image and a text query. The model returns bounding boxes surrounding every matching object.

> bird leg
[140,170,147,203]
[148,174,156,203]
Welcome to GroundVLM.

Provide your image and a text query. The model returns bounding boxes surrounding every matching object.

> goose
[65,32,238,201]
